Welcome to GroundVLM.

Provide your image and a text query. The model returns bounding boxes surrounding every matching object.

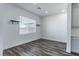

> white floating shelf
[71,35,79,39]
[72,26,79,28]
[71,35,79,37]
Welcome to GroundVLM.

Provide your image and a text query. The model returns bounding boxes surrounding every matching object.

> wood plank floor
[3,39,79,56]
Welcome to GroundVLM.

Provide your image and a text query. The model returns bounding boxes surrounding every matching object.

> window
[19,16,36,34]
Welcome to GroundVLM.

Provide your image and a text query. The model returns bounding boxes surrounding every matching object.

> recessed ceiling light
[61,10,65,12]
[45,11,48,13]
[33,3,37,5]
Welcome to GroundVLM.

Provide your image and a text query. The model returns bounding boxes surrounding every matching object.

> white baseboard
[3,38,40,50]
[41,37,67,43]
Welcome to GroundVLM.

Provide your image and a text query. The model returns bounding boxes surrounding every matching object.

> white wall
[0,5,3,55]
[41,13,67,43]
[0,4,40,49]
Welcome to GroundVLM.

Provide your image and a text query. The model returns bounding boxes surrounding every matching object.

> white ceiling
[12,3,67,17]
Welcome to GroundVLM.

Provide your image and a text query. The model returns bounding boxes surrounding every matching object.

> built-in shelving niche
[71,25,79,39]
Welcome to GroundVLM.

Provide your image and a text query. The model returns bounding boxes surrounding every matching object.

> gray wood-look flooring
[3,39,79,56]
